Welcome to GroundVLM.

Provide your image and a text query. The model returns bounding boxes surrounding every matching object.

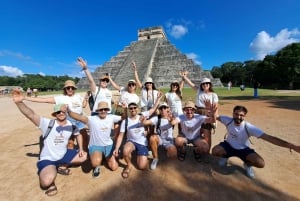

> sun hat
[63,80,77,89]
[128,79,136,84]
[128,102,138,107]
[200,78,211,84]
[100,75,109,80]
[96,101,110,111]
[182,101,196,110]
[145,77,153,83]
[51,104,65,117]
[158,102,169,109]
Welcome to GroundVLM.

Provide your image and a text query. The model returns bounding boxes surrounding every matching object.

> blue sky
[1,0,300,78]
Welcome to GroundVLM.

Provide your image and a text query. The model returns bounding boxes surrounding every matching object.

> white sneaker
[150,158,159,170]
[244,164,255,178]
[93,166,101,178]
[218,158,228,167]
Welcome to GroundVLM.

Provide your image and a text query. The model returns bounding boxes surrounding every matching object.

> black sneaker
[93,166,101,178]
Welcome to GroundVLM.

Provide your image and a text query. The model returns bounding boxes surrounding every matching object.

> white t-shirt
[140,88,159,108]
[118,87,140,106]
[176,114,206,140]
[92,86,113,112]
[165,92,183,116]
[54,94,84,114]
[195,90,218,108]
[87,114,121,146]
[150,116,173,140]
[39,117,79,161]
[219,116,264,149]
[120,111,150,146]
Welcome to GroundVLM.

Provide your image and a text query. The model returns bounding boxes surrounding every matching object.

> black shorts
[219,141,255,162]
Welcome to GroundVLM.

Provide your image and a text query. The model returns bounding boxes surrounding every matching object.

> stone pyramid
[77,26,223,89]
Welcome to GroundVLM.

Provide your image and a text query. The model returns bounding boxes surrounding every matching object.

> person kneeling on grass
[212,105,300,178]
[12,89,87,196]
[142,102,177,170]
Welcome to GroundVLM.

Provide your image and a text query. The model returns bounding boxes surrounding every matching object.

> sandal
[177,151,186,161]
[193,150,202,163]
[121,167,131,179]
[45,183,57,196]
[57,167,72,176]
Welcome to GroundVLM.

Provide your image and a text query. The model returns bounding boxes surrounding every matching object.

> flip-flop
[121,167,131,179]
[57,167,72,176]
[45,183,57,196]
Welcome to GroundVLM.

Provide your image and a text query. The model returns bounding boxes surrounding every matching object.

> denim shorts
[89,144,114,158]
[67,116,85,130]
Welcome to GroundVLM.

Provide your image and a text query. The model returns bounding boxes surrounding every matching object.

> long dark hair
[169,82,182,100]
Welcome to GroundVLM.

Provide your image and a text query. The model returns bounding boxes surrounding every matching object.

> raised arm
[181,71,198,91]
[108,75,121,91]
[24,95,55,104]
[62,105,89,124]
[77,57,97,93]
[131,61,143,89]
[148,91,163,116]
[12,89,40,126]
[260,134,300,153]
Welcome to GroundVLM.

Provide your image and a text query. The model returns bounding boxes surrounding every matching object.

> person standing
[181,74,219,151]
[12,89,87,196]
[77,57,113,115]
[64,101,126,178]
[212,105,300,178]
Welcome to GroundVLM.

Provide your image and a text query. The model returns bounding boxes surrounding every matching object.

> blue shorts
[89,145,114,158]
[37,149,78,175]
[129,140,148,156]
[219,141,255,162]
[67,116,85,130]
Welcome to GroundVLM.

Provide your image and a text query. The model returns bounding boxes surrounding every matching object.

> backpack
[39,120,76,158]
[155,115,162,135]
[88,88,100,111]
[224,119,253,144]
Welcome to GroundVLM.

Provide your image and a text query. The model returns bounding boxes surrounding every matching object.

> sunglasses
[54,111,65,115]
[128,106,137,110]
[100,79,109,83]
[184,108,195,111]
[128,83,136,87]
[171,84,179,87]
[201,82,210,85]
[145,82,152,85]
[65,86,76,90]
[97,108,109,112]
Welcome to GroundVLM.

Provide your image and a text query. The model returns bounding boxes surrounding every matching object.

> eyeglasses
[128,106,137,110]
[100,79,109,83]
[97,108,109,112]
[55,111,65,115]
[128,83,136,87]
[65,86,76,90]
[201,82,210,85]
[159,106,168,110]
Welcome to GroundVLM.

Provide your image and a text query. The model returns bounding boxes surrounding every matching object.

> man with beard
[12,89,87,196]
[212,105,300,178]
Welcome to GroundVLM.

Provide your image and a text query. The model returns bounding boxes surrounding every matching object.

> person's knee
[211,145,224,156]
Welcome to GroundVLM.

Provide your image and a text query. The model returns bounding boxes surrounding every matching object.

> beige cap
[63,80,77,89]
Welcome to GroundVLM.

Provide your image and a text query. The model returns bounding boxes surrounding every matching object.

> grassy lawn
[36,87,300,102]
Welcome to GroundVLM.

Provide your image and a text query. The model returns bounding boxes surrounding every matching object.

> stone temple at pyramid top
[77,26,222,89]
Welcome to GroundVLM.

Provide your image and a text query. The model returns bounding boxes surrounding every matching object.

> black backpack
[88,88,100,111]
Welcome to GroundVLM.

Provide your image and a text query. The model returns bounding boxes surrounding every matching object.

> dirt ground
[0,93,299,201]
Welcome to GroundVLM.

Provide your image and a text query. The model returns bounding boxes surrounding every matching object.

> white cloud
[165,21,189,39]
[0,65,24,77]
[0,50,31,60]
[250,28,300,60]
[186,53,202,66]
